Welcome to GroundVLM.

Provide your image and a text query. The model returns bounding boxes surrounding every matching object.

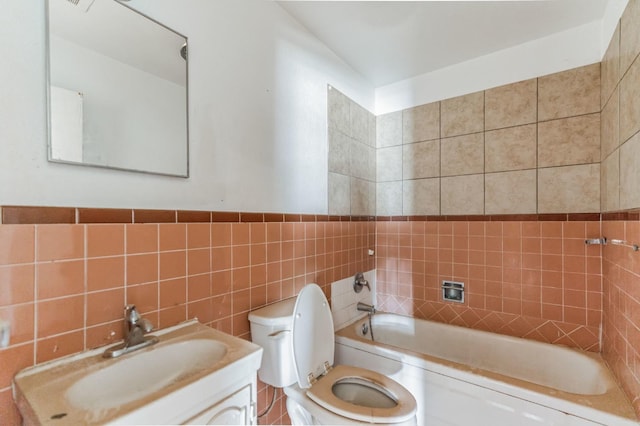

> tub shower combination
[335,313,638,426]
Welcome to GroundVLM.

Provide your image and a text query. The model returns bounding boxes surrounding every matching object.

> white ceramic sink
[65,339,227,411]
[13,320,263,425]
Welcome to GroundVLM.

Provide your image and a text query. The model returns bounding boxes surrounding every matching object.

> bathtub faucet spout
[357,302,376,315]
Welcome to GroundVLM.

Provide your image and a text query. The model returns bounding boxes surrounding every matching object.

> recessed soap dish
[442,281,464,303]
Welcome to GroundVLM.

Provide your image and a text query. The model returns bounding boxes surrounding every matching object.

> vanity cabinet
[13,320,263,425]
[185,384,256,425]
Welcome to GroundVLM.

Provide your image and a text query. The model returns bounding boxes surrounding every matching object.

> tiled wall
[376,63,601,216]
[600,0,640,212]
[331,269,375,330]
[376,218,602,351]
[0,207,375,424]
[328,86,377,216]
[602,216,640,418]
[600,0,640,417]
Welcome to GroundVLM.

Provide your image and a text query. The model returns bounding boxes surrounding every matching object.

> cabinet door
[186,385,255,425]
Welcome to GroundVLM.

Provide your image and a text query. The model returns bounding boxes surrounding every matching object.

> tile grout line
[33,225,38,365]
[83,223,87,351]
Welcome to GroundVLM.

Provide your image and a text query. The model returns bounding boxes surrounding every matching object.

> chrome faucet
[357,302,376,315]
[103,304,158,358]
[357,302,376,341]
[124,304,154,347]
[353,272,371,293]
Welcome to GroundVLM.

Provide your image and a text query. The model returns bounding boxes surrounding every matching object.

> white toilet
[248,283,417,425]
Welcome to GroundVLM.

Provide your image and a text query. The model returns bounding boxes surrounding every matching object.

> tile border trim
[4,205,639,224]
[0,206,376,225]
[377,213,603,222]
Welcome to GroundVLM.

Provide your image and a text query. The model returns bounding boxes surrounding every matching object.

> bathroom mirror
[46,0,189,177]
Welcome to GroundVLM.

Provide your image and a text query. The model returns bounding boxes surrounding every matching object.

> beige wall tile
[377,146,402,182]
[485,170,536,215]
[328,128,350,175]
[485,124,536,172]
[403,178,440,215]
[328,173,350,215]
[620,132,640,209]
[377,111,402,148]
[620,55,640,143]
[620,0,640,74]
[377,181,403,216]
[441,174,484,215]
[350,139,371,181]
[601,149,620,212]
[351,177,375,216]
[403,102,440,144]
[538,164,600,213]
[403,140,440,179]
[485,79,537,130]
[367,143,376,182]
[350,102,370,144]
[601,88,620,160]
[538,114,600,167]
[538,63,600,121]
[441,133,484,177]
[441,91,484,138]
[328,88,376,216]
[368,182,377,216]
[328,86,350,134]
[367,180,376,215]
[368,114,377,148]
[602,23,620,108]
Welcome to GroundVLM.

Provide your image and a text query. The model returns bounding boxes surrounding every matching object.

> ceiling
[278,0,609,87]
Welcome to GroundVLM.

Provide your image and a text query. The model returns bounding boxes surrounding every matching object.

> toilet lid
[291,283,335,389]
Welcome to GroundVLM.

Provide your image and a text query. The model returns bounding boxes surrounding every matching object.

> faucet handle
[353,272,371,293]
[139,318,154,333]
[125,304,141,323]
[125,305,153,332]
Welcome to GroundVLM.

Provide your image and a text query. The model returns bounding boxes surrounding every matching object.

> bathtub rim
[335,313,639,425]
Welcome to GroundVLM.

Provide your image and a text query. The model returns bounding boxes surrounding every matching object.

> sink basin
[13,320,263,425]
[66,339,227,411]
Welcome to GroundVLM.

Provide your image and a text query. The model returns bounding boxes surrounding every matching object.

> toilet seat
[291,284,416,424]
[306,364,416,423]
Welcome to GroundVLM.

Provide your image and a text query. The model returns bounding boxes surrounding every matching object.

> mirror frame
[45,0,190,178]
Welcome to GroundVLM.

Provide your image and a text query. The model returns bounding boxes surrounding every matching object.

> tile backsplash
[0,211,375,424]
[376,219,602,351]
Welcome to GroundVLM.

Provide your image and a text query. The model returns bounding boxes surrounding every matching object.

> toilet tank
[248,297,297,387]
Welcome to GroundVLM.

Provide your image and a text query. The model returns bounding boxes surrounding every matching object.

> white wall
[0,0,374,213]
[601,0,629,53]
[375,21,603,115]
[374,0,628,115]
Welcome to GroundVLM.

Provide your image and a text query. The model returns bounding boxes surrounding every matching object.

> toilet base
[284,385,417,426]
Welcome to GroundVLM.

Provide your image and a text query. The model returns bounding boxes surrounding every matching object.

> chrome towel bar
[584,237,639,252]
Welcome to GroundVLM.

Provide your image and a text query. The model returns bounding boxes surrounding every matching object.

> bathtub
[335,313,638,426]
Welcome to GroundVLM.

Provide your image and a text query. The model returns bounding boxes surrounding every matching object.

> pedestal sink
[13,320,263,425]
